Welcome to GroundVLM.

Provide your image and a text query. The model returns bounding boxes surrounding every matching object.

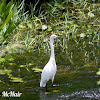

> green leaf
[47,29,52,32]
[88,12,94,18]
[86,29,94,35]
[0,0,13,18]
[3,20,21,39]
[0,0,7,15]
[5,54,14,61]
[0,70,7,74]
[7,63,16,65]
[11,77,24,83]
[96,70,100,75]
[27,22,32,29]
[0,58,5,63]
[0,69,12,75]
[19,65,26,68]
[0,10,13,29]
[32,67,42,72]
[97,80,100,85]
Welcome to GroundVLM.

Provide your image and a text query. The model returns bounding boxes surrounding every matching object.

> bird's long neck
[50,39,55,59]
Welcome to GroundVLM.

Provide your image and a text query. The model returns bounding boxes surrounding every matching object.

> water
[0,38,100,100]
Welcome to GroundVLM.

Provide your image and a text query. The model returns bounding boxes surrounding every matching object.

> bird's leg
[52,78,54,89]
[46,83,48,92]
[52,82,53,89]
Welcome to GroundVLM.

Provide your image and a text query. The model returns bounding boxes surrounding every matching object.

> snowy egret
[40,34,62,92]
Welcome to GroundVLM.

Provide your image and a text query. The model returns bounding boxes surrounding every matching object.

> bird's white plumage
[40,58,57,87]
[40,34,61,88]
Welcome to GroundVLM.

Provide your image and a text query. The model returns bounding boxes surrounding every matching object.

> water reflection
[60,89,100,100]
[39,88,100,100]
[0,37,100,100]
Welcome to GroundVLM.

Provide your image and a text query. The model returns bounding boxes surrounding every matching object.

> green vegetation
[0,0,100,86]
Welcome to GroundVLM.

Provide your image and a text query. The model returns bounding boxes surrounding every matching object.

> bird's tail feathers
[40,81,46,87]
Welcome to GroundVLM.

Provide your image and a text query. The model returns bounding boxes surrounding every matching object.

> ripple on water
[60,89,100,99]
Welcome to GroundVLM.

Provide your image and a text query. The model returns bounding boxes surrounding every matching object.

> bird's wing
[41,60,56,81]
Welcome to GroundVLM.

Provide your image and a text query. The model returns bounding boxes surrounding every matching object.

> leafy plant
[0,54,14,68]
[0,0,23,43]
[96,69,100,85]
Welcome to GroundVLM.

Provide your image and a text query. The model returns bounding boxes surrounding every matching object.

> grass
[0,0,99,58]
[0,0,100,83]
[0,0,99,55]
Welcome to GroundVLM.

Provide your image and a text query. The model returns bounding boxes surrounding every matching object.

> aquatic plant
[0,0,99,85]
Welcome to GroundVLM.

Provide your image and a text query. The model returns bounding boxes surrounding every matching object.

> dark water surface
[0,36,100,100]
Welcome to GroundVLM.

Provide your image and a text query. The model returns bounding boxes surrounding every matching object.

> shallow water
[0,43,100,100]
[0,32,100,100]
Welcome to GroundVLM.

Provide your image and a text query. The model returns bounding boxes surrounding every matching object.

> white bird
[40,34,62,92]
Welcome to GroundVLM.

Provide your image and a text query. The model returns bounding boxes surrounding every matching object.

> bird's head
[50,34,62,39]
